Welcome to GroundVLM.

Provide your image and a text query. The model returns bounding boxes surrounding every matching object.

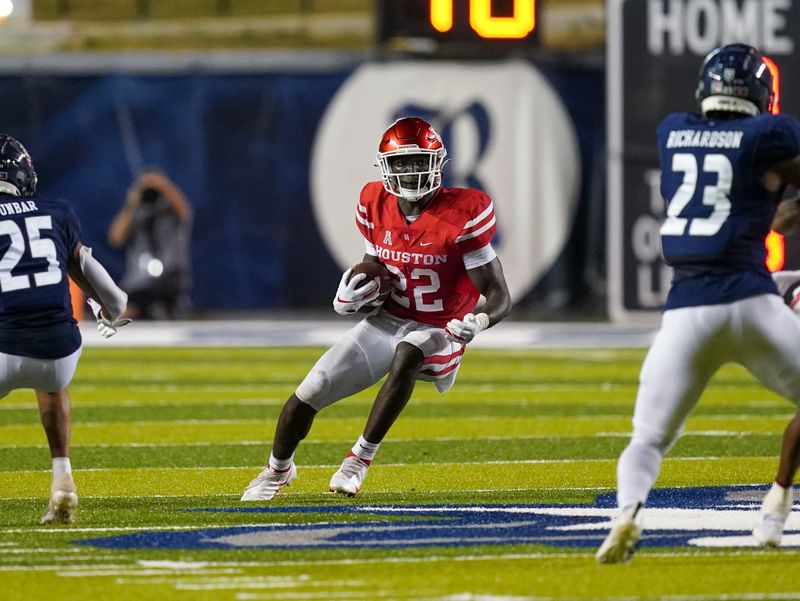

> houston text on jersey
[373,243,447,266]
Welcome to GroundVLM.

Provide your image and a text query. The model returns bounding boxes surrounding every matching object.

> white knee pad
[295,368,332,411]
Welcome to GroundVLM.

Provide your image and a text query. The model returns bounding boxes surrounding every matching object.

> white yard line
[0,548,83,554]
[0,455,770,477]
[0,549,797,574]
[0,431,785,451]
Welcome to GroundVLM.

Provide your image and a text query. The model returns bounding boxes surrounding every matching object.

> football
[349,261,392,304]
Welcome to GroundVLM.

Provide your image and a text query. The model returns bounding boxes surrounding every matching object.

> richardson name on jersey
[0,200,38,216]
[666,129,744,149]
[374,243,447,266]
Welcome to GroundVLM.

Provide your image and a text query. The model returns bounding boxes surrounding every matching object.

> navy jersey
[0,194,82,359]
[657,112,800,309]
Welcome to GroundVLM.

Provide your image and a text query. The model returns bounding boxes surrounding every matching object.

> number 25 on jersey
[0,216,61,292]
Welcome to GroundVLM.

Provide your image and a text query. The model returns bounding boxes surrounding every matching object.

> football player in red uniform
[242,117,511,501]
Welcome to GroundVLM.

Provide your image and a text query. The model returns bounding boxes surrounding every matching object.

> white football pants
[295,310,465,410]
[617,294,800,509]
[0,346,82,398]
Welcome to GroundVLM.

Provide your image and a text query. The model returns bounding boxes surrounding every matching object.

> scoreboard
[376,0,538,55]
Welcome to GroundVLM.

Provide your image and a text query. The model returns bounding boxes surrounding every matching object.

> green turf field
[2,346,799,601]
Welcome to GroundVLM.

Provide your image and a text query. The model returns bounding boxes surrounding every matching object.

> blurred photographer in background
[108,167,192,319]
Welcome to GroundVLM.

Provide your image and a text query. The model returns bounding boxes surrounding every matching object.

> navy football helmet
[0,134,37,196]
[695,43,776,117]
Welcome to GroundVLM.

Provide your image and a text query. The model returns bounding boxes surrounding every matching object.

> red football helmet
[376,117,447,201]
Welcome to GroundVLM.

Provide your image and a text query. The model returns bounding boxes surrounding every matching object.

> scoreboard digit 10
[377,0,539,55]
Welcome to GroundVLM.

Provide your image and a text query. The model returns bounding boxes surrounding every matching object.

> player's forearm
[67,259,111,317]
[468,258,511,327]
[479,286,512,327]
[76,246,128,320]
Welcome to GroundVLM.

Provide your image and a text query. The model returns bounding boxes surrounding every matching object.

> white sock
[350,435,380,462]
[269,452,294,472]
[52,457,72,478]
[616,440,663,510]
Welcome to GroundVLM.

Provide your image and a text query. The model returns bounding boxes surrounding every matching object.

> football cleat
[41,475,78,525]
[329,454,370,497]
[752,482,793,547]
[595,502,643,564]
[240,463,297,501]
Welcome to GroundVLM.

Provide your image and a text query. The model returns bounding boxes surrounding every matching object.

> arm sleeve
[79,246,128,321]
[455,191,497,254]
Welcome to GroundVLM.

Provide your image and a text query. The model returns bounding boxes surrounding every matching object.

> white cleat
[753,482,793,547]
[753,515,787,547]
[329,455,370,497]
[595,503,643,564]
[240,463,297,501]
[41,475,78,525]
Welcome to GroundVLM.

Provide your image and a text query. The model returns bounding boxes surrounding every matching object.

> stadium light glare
[762,55,781,115]
[0,0,12,18]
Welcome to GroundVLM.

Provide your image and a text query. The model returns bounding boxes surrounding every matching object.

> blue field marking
[76,486,791,551]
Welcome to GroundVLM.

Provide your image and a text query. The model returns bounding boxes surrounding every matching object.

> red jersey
[355,181,497,327]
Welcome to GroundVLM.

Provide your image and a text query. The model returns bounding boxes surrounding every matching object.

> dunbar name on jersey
[356,181,496,327]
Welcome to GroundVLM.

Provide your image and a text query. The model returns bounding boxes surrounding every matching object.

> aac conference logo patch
[76,486,795,551]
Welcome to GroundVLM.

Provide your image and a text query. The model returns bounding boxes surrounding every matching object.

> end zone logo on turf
[76,486,796,551]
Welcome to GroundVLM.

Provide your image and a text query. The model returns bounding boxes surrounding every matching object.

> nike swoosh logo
[419,242,433,247]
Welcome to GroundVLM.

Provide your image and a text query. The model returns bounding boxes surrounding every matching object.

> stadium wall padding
[0,64,604,314]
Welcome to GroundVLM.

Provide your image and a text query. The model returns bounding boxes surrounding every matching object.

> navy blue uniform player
[597,44,800,563]
[0,135,130,524]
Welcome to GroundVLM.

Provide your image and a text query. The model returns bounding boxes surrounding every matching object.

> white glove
[87,298,132,338]
[444,312,490,344]
[791,287,800,315]
[332,268,381,315]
